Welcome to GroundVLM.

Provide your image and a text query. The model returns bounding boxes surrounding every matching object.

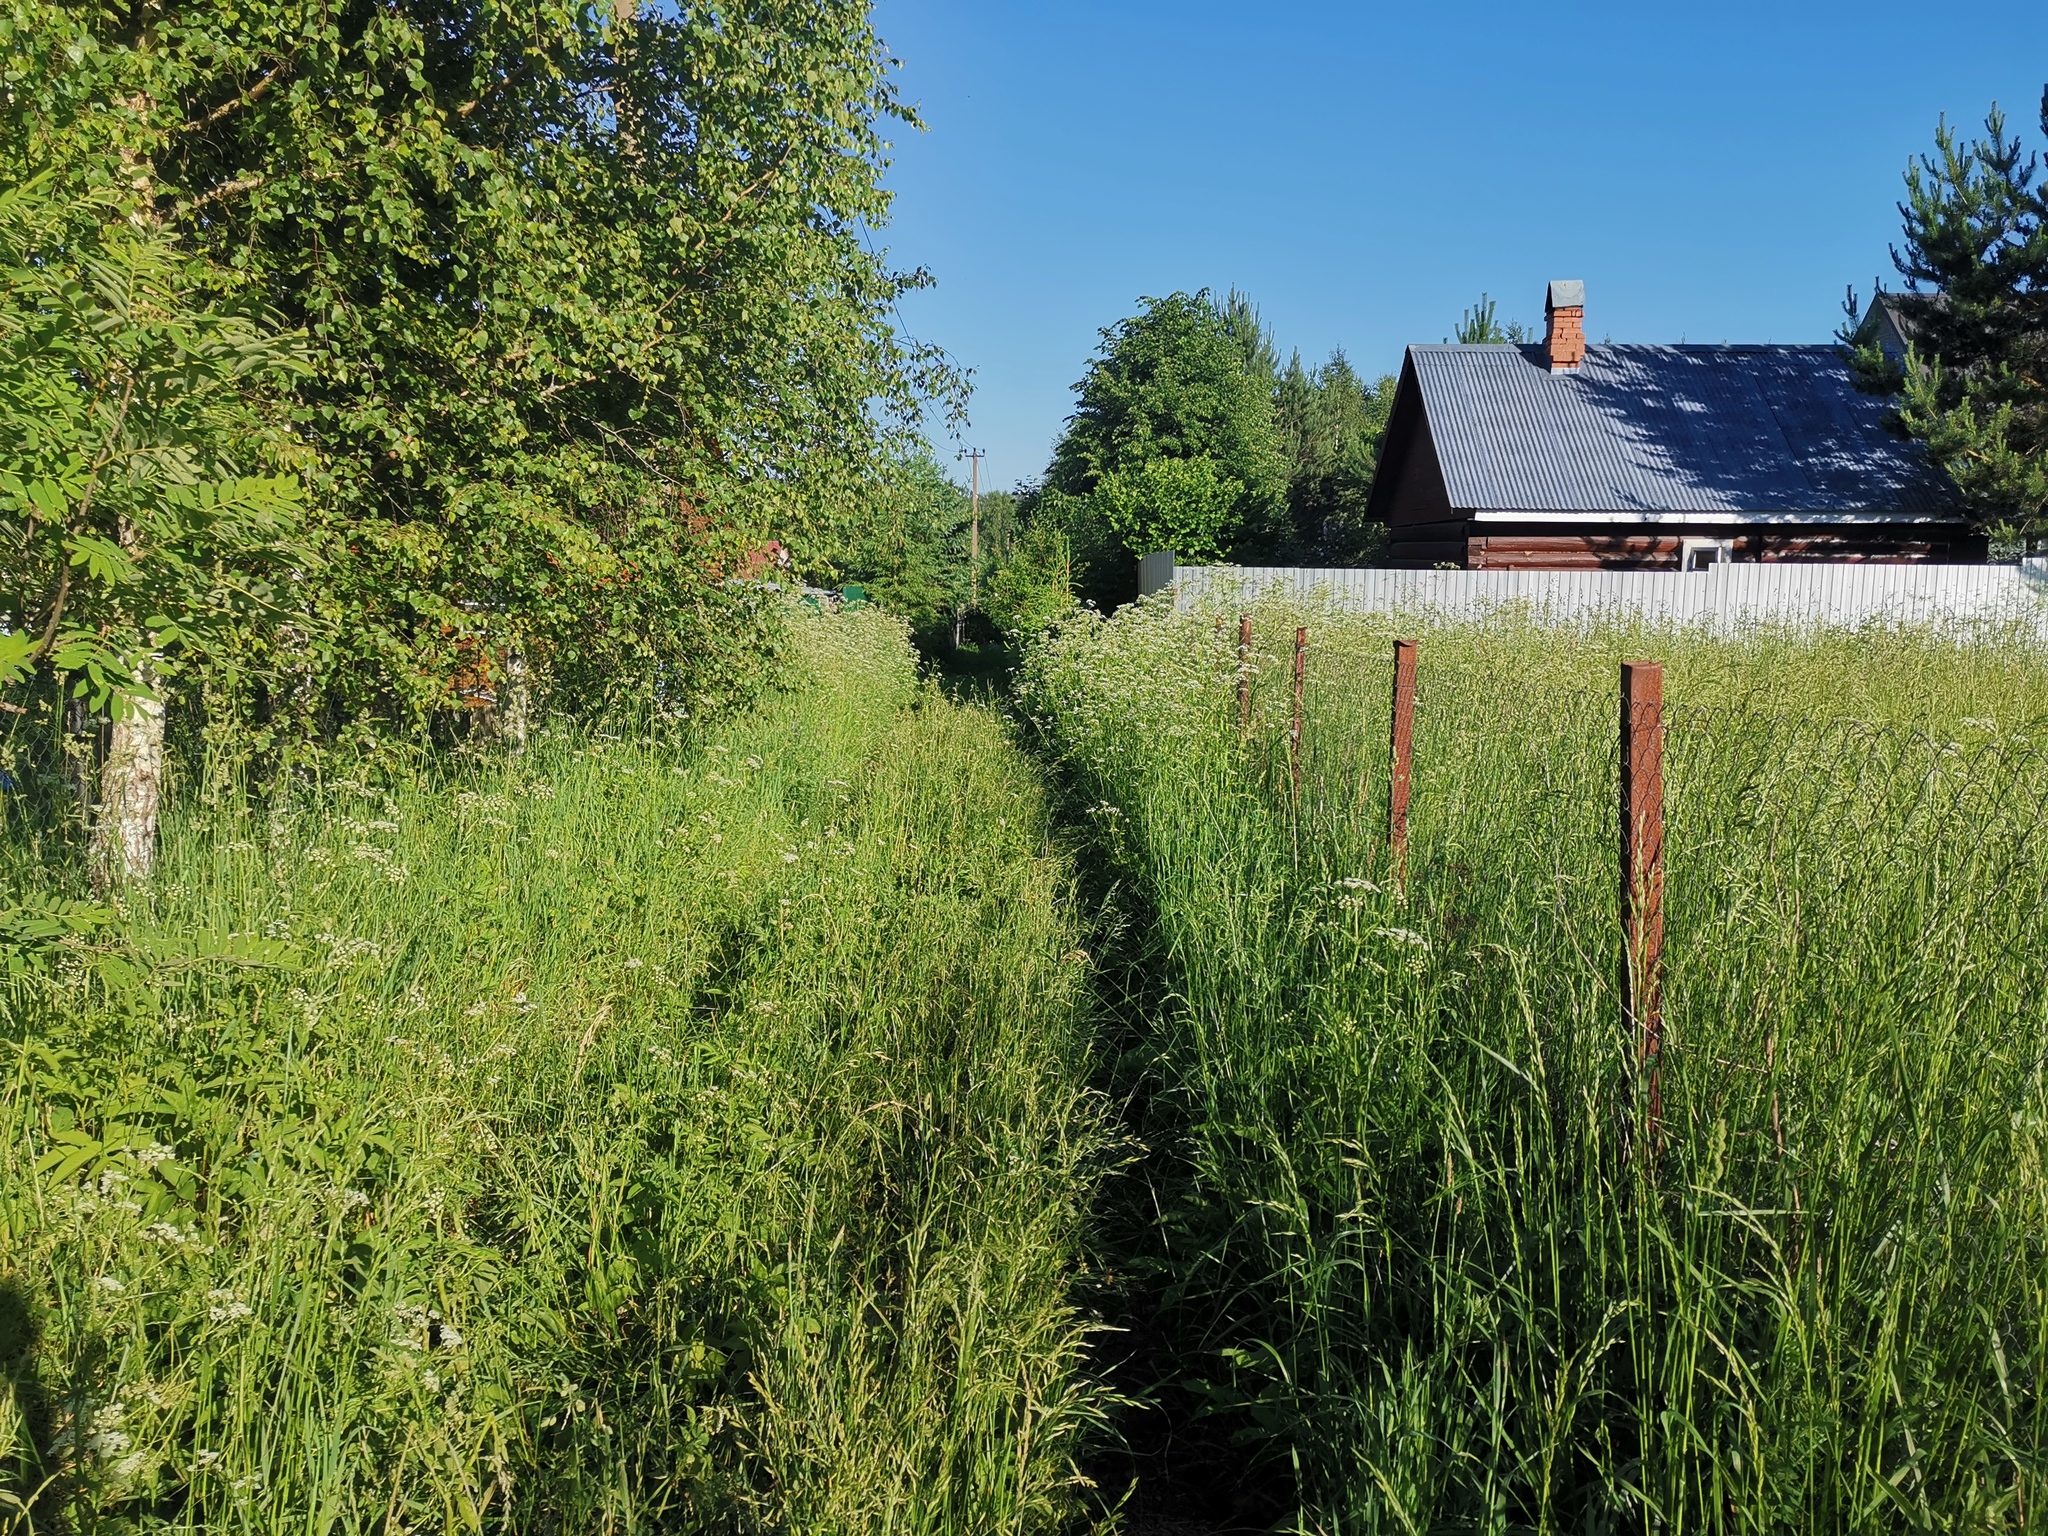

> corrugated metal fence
[1159,557,2048,635]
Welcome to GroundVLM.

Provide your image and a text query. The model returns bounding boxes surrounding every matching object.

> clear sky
[868,0,2048,494]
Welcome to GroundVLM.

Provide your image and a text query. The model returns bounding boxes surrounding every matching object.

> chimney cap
[1546,279,1585,311]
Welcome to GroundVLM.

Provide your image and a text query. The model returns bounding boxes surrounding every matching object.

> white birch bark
[92,512,166,886]
[502,646,531,754]
[94,657,165,886]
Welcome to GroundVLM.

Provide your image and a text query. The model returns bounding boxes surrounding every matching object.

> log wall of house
[1465,526,1988,570]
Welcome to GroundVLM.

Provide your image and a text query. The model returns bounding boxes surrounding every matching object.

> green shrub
[983,523,1078,637]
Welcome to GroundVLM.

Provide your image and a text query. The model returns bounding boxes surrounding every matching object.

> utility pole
[960,447,985,610]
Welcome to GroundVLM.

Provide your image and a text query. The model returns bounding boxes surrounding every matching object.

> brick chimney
[1544,279,1586,370]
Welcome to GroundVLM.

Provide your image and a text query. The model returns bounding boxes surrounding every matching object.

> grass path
[2,612,1111,1533]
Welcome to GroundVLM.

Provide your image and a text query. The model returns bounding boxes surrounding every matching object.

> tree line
[6,4,2041,885]
[1,0,956,881]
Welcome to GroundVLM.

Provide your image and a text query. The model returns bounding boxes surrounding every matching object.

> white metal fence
[1156,557,2048,636]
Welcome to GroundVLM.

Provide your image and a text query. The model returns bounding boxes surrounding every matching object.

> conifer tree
[1847,96,2048,540]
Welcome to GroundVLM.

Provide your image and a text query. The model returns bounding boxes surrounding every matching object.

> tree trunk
[502,646,531,754]
[94,661,165,888]
[93,514,167,888]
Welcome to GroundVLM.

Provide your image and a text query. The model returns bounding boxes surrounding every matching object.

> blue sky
[869,0,2048,493]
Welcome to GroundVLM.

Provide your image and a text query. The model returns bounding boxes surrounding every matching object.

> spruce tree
[1848,96,2048,541]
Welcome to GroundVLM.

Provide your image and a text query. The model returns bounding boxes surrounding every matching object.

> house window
[1680,538,1733,571]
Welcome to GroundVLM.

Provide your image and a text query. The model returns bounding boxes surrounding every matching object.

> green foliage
[0,612,1106,1530]
[0,179,309,717]
[1014,485,1130,611]
[1273,348,1395,562]
[1092,456,1242,564]
[1023,599,2048,1530]
[1041,288,1402,578]
[833,451,970,634]
[973,488,1023,565]
[1047,291,1288,564]
[1452,292,1532,344]
[1216,287,1281,390]
[1847,99,2048,536]
[2,0,957,737]
[981,521,1076,635]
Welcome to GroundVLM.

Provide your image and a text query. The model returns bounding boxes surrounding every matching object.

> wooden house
[1366,281,1980,569]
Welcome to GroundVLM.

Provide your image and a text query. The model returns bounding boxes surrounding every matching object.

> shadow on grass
[995,709,1291,1536]
[903,623,1292,1532]
[913,635,1020,706]
[1,1271,61,1525]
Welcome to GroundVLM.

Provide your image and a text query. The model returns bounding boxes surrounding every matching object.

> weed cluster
[1023,597,2048,1532]
[2,610,1107,1532]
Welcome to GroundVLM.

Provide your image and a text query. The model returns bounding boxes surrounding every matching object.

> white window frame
[1680,537,1733,571]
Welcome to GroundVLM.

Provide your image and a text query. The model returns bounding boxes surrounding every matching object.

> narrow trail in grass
[929,637,1292,1534]
[1012,597,2048,1535]
[2,613,1114,1533]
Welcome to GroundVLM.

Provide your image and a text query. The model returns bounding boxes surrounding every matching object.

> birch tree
[0,180,307,882]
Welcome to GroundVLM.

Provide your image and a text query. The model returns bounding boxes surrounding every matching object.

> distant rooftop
[1407,343,1964,521]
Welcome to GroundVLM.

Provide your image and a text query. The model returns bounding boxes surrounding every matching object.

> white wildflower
[392,1302,463,1353]
[92,1275,125,1294]
[1372,927,1430,950]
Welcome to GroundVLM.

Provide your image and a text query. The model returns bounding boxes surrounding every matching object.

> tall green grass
[1022,598,2048,1533]
[1,610,1109,1533]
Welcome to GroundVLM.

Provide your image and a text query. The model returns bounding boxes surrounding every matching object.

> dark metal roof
[1409,343,1965,520]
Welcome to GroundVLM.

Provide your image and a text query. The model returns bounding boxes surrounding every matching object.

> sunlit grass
[1021,595,2048,1534]
[2,610,1109,1533]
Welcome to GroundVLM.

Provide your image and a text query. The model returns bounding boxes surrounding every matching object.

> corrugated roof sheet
[1411,343,1964,518]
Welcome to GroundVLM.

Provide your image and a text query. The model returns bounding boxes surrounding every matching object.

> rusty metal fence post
[1620,661,1666,1143]
[1236,616,1253,737]
[1388,639,1417,877]
[1290,626,1306,802]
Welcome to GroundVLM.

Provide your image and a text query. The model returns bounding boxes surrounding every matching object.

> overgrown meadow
[1,610,1108,1533]
[1021,596,2048,1534]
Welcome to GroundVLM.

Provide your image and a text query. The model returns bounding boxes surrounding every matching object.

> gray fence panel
[1168,559,2048,636]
